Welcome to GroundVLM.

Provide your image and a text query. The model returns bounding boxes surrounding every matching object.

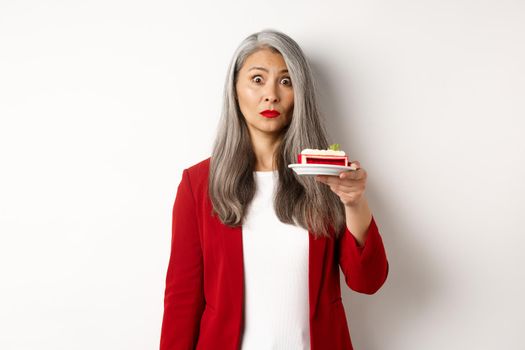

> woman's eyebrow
[248,66,289,73]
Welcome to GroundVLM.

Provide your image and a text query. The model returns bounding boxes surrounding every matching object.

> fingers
[349,160,361,169]
[314,160,365,183]
[315,169,365,184]
[340,170,359,180]
[315,176,365,196]
[315,173,359,186]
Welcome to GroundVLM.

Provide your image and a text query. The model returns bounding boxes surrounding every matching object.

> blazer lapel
[220,223,244,325]
[226,225,244,299]
[308,232,327,319]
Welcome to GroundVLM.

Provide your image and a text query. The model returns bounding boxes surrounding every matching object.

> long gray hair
[209,28,346,239]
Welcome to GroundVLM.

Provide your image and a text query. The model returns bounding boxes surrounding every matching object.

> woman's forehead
[242,49,288,72]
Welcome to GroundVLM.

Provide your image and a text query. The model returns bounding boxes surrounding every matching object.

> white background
[1,1,524,349]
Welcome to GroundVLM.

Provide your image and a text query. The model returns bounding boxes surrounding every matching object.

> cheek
[236,85,250,101]
[243,87,258,101]
[286,102,294,117]
[237,90,257,108]
[286,93,294,110]
[236,90,258,119]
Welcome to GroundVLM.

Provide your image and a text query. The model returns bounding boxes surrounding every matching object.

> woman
[160,29,389,350]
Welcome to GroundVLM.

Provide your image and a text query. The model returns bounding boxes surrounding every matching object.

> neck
[250,131,282,172]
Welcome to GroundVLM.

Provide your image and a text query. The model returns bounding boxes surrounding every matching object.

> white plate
[288,163,357,176]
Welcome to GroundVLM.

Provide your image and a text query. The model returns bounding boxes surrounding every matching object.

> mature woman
[160,29,389,350]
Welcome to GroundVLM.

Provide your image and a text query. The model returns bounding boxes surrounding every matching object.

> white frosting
[300,148,345,156]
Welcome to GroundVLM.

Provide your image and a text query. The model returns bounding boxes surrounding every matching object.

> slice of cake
[297,144,349,166]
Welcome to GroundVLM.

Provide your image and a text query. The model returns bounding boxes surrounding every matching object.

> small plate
[288,163,357,176]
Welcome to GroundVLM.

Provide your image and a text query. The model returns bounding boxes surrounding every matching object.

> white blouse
[240,170,311,350]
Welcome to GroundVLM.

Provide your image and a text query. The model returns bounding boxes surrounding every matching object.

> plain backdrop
[1,1,524,349]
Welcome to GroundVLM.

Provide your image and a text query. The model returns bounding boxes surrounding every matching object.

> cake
[297,144,349,166]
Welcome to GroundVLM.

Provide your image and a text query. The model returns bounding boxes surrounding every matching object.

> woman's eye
[250,75,292,86]
[251,75,263,83]
[282,77,292,86]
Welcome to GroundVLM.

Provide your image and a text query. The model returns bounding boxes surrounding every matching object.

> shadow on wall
[309,57,442,349]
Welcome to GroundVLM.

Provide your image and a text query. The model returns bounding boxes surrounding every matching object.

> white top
[240,170,311,350]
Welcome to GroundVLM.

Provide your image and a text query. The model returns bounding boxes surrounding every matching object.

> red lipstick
[260,110,280,118]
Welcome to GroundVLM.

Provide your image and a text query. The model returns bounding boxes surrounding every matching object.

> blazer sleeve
[337,215,389,294]
[160,169,205,350]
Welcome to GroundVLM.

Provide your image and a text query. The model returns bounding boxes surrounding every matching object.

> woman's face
[235,48,294,138]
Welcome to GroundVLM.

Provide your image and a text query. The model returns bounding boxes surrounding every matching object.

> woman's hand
[314,161,367,208]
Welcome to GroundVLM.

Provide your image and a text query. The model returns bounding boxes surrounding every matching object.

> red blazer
[160,157,389,350]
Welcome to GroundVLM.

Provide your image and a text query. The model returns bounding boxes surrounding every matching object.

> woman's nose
[263,83,279,102]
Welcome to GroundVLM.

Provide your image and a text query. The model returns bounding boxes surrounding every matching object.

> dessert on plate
[297,144,349,166]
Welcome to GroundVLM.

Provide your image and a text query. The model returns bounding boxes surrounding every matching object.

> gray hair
[209,28,346,238]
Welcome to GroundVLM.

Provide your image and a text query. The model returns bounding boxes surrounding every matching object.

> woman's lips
[260,110,281,118]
